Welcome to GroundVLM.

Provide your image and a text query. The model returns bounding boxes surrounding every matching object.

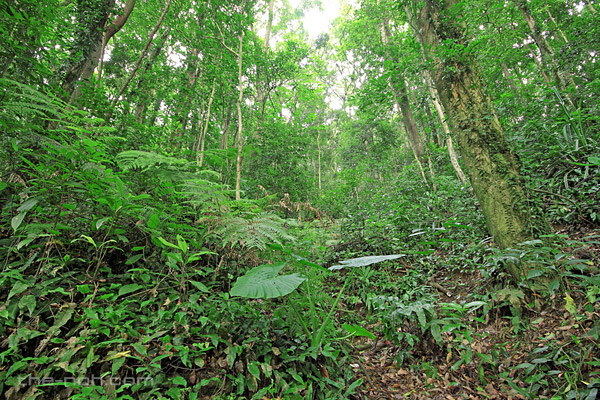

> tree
[410,0,545,281]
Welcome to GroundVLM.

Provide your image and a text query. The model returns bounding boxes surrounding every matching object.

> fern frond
[213,212,295,251]
[115,150,190,172]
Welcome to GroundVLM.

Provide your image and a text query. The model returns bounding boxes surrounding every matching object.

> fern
[115,150,190,172]
[213,212,295,251]
[0,78,64,120]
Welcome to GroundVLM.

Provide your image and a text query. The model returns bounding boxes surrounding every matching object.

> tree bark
[133,28,170,124]
[197,78,217,167]
[317,131,322,191]
[61,0,115,100]
[235,32,245,201]
[113,0,172,105]
[263,0,275,51]
[381,19,428,184]
[97,0,137,82]
[382,20,425,160]
[414,0,543,281]
[512,0,575,104]
[405,9,467,185]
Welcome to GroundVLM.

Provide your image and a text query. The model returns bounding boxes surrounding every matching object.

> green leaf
[125,254,143,265]
[190,280,210,293]
[291,254,328,271]
[342,324,375,339]
[11,212,26,232]
[172,376,187,386]
[329,254,403,270]
[147,214,159,229]
[416,308,427,330]
[77,284,91,294]
[96,217,110,230]
[230,263,305,299]
[157,236,180,250]
[16,237,35,250]
[17,198,38,213]
[19,295,36,315]
[177,235,188,254]
[80,234,97,248]
[527,269,545,279]
[248,362,261,379]
[112,356,126,375]
[132,342,148,357]
[187,251,217,262]
[48,309,73,336]
[8,281,30,299]
[119,284,142,297]
[430,322,443,346]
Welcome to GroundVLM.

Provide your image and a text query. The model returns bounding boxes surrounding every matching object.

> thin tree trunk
[197,78,217,167]
[61,0,115,100]
[133,28,170,124]
[317,131,322,191]
[501,62,519,93]
[235,32,245,201]
[399,121,428,184]
[113,0,172,105]
[414,0,544,281]
[525,43,552,85]
[263,0,275,50]
[97,0,137,82]
[512,0,575,105]
[406,7,468,185]
[221,98,234,150]
[543,0,569,43]
[381,19,428,184]
[584,1,597,14]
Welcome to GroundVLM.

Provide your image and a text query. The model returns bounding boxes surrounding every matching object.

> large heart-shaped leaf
[230,262,305,299]
[329,254,403,270]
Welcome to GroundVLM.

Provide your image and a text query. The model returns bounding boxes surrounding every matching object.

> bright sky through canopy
[291,0,342,39]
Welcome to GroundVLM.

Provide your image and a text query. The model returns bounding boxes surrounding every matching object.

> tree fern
[116,150,190,172]
[0,78,63,120]
[213,212,295,251]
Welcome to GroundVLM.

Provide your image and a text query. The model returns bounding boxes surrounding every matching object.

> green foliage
[230,262,306,299]
[2,0,600,397]
[212,212,295,252]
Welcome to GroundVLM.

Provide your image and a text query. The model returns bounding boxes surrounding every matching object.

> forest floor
[347,227,600,400]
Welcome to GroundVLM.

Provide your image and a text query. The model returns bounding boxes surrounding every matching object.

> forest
[0,0,599,398]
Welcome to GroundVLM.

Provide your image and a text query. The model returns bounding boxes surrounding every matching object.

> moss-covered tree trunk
[414,0,545,281]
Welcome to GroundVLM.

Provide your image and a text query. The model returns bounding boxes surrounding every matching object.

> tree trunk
[61,0,115,100]
[317,131,322,191]
[197,78,217,167]
[97,0,137,82]
[263,0,275,51]
[113,0,172,105]
[414,0,543,281]
[501,62,519,93]
[525,43,552,85]
[133,28,170,124]
[583,1,597,14]
[512,0,574,104]
[235,32,245,201]
[382,20,425,160]
[405,9,467,185]
[381,19,428,184]
[542,0,569,43]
